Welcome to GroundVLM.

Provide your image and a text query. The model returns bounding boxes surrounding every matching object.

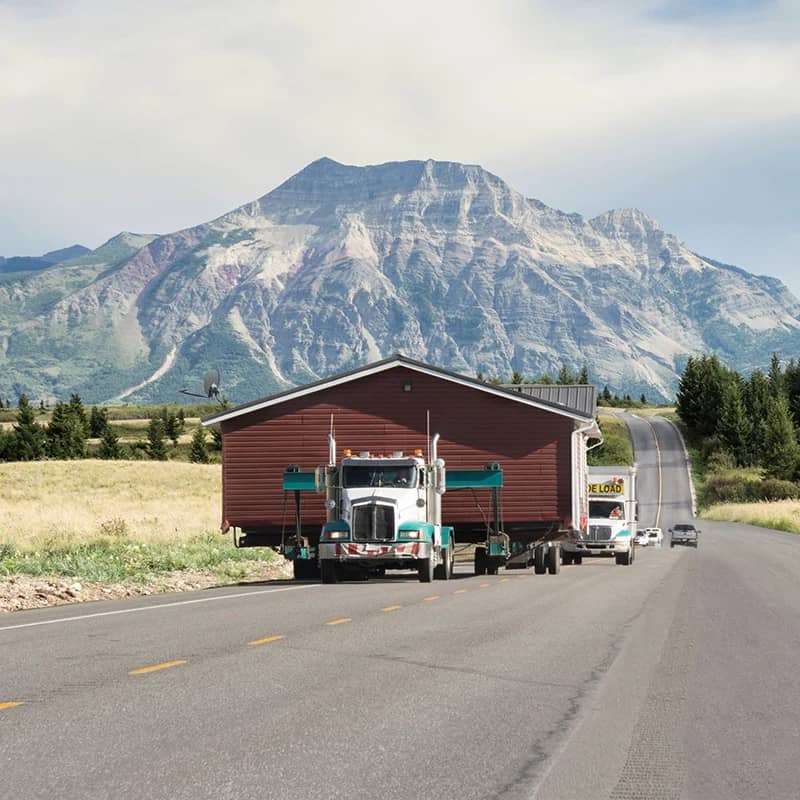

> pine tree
[46,401,87,459]
[557,364,574,385]
[744,370,771,465]
[717,379,751,465]
[164,410,181,446]
[147,417,168,460]
[579,365,589,384]
[89,406,109,437]
[13,394,45,461]
[768,352,785,399]
[99,424,122,459]
[640,393,647,405]
[762,394,800,479]
[189,426,210,464]
[601,385,612,403]
[68,393,90,436]
[536,373,554,385]
[511,370,523,385]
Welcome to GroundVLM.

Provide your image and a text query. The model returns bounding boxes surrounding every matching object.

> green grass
[588,413,634,466]
[0,534,280,584]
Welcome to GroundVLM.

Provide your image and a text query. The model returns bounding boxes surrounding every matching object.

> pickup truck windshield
[342,465,417,488]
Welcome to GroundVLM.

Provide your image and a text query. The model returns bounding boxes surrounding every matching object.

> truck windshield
[342,465,417,488]
[589,501,624,519]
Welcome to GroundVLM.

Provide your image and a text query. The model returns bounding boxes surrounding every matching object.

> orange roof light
[414,449,423,457]
[343,449,352,457]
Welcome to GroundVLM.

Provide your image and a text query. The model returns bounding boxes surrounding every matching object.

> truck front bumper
[318,540,433,563]
[564,541,631,556]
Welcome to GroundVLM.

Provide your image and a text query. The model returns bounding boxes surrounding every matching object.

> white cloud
[0,0,797,289]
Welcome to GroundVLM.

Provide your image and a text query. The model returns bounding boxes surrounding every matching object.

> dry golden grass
[0,460,222,549]
[703,500,800,534]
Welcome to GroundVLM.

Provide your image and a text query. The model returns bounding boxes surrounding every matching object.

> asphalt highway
[2,416,798,799]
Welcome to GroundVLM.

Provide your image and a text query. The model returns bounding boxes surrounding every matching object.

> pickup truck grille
[352,503,395,542]
[587,525,613,541]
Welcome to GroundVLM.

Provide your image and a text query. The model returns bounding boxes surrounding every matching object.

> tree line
[676,353,800,481]
[0,394,216,464]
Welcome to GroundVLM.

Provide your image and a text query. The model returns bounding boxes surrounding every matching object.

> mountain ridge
[1,158,798,404]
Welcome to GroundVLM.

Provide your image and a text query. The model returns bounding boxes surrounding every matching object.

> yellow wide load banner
[588,478,625,495]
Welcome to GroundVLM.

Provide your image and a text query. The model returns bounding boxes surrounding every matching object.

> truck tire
[487,563,499,575]
[435,543,453,580]
[546,546,561,575]
[418,556,434,583]
[293,559,311,580]
[562,550,573,566]
[474,547,487,576]
[533,547,546,575]
[320,561,339,584]
[574,555,583,565]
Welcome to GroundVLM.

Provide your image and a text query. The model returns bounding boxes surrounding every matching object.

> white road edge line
[0,584,320,633]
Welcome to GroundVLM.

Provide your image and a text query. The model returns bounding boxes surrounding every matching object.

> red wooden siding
[220,367,574,534]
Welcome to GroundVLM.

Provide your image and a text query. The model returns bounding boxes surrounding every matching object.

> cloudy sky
[2,0,798,291]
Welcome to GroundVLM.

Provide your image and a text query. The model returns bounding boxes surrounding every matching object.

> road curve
[2,418,799,799]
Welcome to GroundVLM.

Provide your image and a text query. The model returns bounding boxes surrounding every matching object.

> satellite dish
[179,367,223,400]
[203,368,221,400]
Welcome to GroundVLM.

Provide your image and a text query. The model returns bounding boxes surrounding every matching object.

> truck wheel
[615,553,626,565]
[320,561,339,584]
[574,555,583,565]
[293,559,310,580]
[562,551,573,566]
[533,547,546,575]
[546,546,561,575]
[434,543,453,580]
[474,547,487,576]
[418,556,434,583]
[486,564,499,575]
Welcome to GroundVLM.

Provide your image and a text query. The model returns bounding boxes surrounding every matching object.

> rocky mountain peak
[589,208,664,239]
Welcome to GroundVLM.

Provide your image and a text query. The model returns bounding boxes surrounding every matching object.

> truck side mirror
[433,458,446,495]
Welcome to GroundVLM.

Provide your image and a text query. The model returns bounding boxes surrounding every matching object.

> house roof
[202,354,600,435]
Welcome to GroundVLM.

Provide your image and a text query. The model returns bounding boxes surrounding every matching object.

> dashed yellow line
[0,701,22,711]
[129,659,186,675]
[382,605,402,612]
[249,635,285,646]
[453,589,467,594]
[500,578,510,583]
[424,595,440,601]
[326,617,352,626]
[479,583,491,588]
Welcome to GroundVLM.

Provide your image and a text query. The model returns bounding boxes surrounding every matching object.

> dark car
[669,523,699,548]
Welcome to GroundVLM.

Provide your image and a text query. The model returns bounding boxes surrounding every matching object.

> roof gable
[202,354,598,428]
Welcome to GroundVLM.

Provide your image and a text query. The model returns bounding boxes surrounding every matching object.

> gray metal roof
[499,384,597,420]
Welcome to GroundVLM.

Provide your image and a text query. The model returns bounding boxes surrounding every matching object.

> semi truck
[562,466,637,566]
[281,433,564,582]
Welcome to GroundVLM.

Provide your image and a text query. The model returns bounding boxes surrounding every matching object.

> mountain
[1,158,798,404]
[0,244,91,274]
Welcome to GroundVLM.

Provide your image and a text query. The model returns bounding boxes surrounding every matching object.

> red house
[203,355,599,548]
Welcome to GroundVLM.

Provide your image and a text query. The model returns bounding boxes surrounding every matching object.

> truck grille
[352,503,395,541]
[588,525,613,541]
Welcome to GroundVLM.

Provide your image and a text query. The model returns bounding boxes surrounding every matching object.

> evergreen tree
[476,371,485,383]
[557,364,574,385]
[768,352,785,399]
[147,417,168,460]
[99,424,122,459]
[511,370,523,385]
[601,385,612,403]
[189,426,210,464]
[89,406,109,437]
[177,408,186,431]
[13,394,45,460]
[47,401,87,459]
[68,394,90,436]
[536,373,554,385]
[164,410,181,446]
[717,379,751,465]
[744,370,771,465]
[762,394,800,479]
[640,393,647,405]
[579,365,589,384]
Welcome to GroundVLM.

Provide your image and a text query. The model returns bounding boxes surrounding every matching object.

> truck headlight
[321,529,349,541]
[401,530,425,539]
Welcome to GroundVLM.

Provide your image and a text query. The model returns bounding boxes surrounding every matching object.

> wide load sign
[588,477,626,496]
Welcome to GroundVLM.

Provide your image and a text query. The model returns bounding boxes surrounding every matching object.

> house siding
[220,367,574,542]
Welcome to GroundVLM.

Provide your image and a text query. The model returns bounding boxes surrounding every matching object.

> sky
[1,0,798,293]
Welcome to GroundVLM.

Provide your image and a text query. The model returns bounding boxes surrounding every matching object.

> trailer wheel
[546,546,561,575]
[418,556,434,583]
[487,564,499,575]
[320,561,339,584]
[533,547,546,575]
[474,547,487,576]
[574,555,583,565]
[562,551,573,566]
[293,560,311,580]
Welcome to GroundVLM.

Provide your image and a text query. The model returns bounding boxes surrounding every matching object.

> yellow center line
[129,659,186,675]
[453,589,467,594]
[249,635,285,646]
[424,595,440,601]
[382,605,402,612]
[326,617,352,626]
[0,701,23,711]
[646,418,664,528]
[479,583,491,588]
[500,578,510,583]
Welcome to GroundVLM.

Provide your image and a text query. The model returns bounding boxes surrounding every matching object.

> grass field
[702,501,800,534]
[0,460,281,583]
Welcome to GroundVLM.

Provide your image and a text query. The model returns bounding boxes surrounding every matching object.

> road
[2,416,799,799]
